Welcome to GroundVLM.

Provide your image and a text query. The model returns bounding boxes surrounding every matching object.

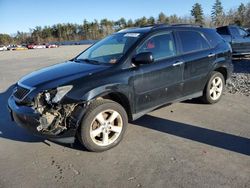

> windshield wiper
[75,58,101,65]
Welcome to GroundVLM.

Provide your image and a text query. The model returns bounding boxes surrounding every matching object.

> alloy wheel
[89,109,123,146]
[209,76,223,101]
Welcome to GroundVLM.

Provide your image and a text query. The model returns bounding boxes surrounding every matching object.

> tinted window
[178,31,210,53]
[229,28,241,37]
[137,32,176,61]
[216,27,230,35]
[239,28,248,37]
[204,30,224,48]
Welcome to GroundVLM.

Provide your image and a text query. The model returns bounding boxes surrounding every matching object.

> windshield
[76,33,141,64]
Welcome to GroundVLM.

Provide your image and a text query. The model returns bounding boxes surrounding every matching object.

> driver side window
[136,32,176,61]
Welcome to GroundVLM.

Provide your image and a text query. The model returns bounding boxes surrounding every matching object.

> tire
[202,71,225,104]
[78,99,128,152]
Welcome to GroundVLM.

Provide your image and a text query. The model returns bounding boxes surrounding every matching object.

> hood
[19,61,109,88]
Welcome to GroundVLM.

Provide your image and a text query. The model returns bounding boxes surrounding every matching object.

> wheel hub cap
[209,76,223,101]
[90,109,123,147]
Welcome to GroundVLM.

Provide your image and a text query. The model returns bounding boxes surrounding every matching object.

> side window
[177,31,210,53]
[239,28,248,37]
[136,32,176,61]
[204,30,224,48]
[229,28,241,38]
[216,27,230,35]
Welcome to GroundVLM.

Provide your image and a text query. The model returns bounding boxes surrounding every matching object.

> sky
[0,0,249,34]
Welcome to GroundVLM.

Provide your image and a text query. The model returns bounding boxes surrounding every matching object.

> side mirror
[132,52,154,65]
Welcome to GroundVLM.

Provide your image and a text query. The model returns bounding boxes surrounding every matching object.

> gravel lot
[226,57,250,96]
[0,46,249,188]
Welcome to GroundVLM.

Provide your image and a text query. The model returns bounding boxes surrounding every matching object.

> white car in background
[0,45,7,51]
[34,44,46,49]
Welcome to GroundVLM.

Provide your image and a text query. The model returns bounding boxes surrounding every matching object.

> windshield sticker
[124,33,140,37]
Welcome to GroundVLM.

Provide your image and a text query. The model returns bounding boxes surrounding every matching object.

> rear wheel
[202,71,225,104]
[78,99,128,152]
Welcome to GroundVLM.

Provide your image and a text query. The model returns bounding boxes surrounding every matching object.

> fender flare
[81,83,129,101]
[74,84,132,130]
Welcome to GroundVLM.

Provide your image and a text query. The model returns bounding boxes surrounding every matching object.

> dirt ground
[0,46,249,188]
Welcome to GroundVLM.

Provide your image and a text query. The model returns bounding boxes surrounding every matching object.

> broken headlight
[44,85,73,104]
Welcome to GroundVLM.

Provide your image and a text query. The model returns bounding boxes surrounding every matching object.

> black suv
[8,25,233,151]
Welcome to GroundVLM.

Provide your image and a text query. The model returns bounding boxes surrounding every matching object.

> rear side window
[216,27,230,35]
[204,30,224,48]
[177,31,210,53]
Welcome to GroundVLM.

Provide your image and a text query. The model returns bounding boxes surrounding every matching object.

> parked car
[216,25,250,56]
[7,45,17,51]
[15,45,28,50]
[27,44,46,49]
[8,24,233,152]
[27,44,34,49]
[46,44,59,48]
[7,45,28,51]
[0,45,7,51]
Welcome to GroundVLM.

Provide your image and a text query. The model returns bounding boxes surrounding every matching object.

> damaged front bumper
[8,96,82,144]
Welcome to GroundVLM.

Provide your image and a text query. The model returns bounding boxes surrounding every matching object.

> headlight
[44,85,73,104]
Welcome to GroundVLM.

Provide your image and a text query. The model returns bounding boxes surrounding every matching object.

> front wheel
[202,71,225,104]
[78,99,128,152]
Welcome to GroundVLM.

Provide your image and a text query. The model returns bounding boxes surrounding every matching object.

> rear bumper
[8,96,76,143]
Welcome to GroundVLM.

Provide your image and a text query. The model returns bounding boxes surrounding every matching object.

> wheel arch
[214,66,228,83]
[101,92,133,121]
[202,64,228,94]
[81,85,133,121]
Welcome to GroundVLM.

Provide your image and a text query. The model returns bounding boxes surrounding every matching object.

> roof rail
[141,23,203,29]
[140,24,168,28]
[171,24,203,28]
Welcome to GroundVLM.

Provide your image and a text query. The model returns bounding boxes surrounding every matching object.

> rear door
[229,27,250,54]
[132,31,184,112]
[176,30,214,96]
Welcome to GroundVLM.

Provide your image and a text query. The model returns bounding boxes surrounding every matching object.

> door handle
[173,61,184,66]
[208,53,215,58]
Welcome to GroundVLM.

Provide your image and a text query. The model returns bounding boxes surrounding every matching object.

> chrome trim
[173,61,184,66]
[208,53,216,58]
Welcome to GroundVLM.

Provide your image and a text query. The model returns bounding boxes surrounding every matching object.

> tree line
[1,0,250,45]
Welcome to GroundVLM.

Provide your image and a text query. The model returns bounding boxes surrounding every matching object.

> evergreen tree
[211,0,224,26]
[245,3,250,27]
[147,17,155,25]
[191,3,204,25]
[157,12,168,24]
[127,19,134,27]
[236,3,246,26]
[134,17,148,26]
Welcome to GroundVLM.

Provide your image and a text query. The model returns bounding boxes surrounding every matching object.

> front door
[132,31,184,113]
